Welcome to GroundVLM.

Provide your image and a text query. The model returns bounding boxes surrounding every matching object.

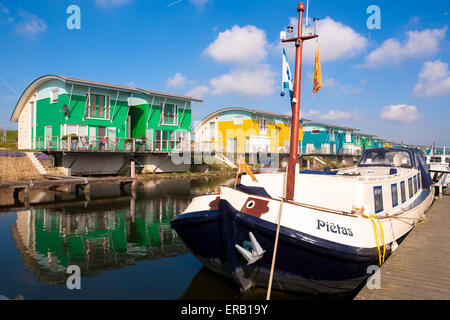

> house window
[210,122,215,139]
[329,129,335,141]
[408,177,413,198]
[234,116,243,125]
[50,89,59,104]
[259,118,268,134]
[400,181,406,203]
[391,183,398,208]
[346,131,352,143]
[374,186,383,213]
[155,130,161,150]
[86,93,110,120]
[161,103,178,125]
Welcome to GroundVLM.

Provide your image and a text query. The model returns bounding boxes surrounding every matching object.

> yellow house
[193,107,303,154]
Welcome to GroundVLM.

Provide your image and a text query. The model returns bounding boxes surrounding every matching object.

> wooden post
[68,136,71,152]
[133,139,136,152]
[131,161,136,178]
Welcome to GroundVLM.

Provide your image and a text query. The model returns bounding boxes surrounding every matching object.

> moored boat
[171,147,434,294]
[170,1,435,295]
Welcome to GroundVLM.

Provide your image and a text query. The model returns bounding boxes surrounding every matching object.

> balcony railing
[33,136,191,153]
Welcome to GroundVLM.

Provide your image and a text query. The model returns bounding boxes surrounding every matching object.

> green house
[10,75,202,152]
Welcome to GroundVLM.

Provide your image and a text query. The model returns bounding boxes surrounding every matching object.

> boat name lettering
[317,219,353,237]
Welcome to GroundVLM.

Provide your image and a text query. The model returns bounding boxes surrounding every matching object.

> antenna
[305,0,309,35]
[313,17,320,40]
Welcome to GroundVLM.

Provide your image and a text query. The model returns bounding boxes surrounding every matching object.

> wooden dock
[355,189,450,300]
[0,175,135,204]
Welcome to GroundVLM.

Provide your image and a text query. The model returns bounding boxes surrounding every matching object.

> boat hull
[171,187,434,295]
[172,201,383,295]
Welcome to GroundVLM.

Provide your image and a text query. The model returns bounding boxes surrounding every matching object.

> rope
[266,198,284,300]
[363,213,386,266]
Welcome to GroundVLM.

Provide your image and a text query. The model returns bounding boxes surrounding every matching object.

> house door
[98,126,106,150]
[228,138,237,154]
[45,125,52,149]
[89,126,96,149]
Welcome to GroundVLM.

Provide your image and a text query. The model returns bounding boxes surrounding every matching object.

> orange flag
[234,157,258,188]
[313,42,322,95]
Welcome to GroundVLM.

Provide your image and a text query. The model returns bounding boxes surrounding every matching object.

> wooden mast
[282,2,317,200]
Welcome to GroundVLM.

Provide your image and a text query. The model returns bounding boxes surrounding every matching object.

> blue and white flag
[281,47,294,99]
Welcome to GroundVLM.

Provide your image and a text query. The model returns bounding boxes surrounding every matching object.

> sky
[0,0,449,146]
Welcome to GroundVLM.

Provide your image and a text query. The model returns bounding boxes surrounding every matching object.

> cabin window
[391,183,398,207]
[312,129,320,134]
[161,103,178,125]
[50,89,59,104]
[414,175,418,194]
[446,158,450,164]
[408,178,413,198]
[418,173,421,189]
[86,93,110,120]
[374,186,383,213]
[400,181,406,203]
[259,118,268,134]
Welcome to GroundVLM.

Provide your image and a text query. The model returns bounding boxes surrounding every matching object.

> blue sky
[0,0,449,146]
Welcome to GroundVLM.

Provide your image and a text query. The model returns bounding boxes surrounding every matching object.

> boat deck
[355,188,450,300]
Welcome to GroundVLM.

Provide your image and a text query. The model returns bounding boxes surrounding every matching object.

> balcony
[33,135,191,153]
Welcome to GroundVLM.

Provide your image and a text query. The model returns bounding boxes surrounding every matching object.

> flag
[234,157,258,187]
[313,42,322,95]
[281,47,294,99]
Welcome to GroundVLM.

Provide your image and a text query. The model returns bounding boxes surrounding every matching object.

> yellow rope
[363,213,386,266]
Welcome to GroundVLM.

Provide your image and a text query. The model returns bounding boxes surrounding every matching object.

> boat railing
[336,166,415,183]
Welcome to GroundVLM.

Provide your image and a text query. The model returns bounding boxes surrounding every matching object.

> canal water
[0,176,352,300]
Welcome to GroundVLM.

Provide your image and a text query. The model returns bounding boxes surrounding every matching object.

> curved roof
[193,107,306,133]
[10,75,203,122]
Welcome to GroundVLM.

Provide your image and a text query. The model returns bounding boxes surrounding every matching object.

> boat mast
[282,2,318,200]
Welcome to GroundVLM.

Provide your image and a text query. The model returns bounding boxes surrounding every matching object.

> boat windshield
[359,150,412,167]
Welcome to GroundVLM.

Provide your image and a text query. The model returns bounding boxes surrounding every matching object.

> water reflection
[8,176,234,288]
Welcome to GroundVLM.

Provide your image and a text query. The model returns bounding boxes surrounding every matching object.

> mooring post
[130,161,136,178]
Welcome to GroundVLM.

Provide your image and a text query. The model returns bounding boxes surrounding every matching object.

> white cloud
[413,60,450,97]
[186,85,209,99]
[14,10,47,39]
[285,17,368,63]
[209,67,277,97]
[204,25,269,65]
[167,73,187,88]
[95,0,131,9]
[364,27,447,67]
[304,109,360,121]
[380,104,419,123]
